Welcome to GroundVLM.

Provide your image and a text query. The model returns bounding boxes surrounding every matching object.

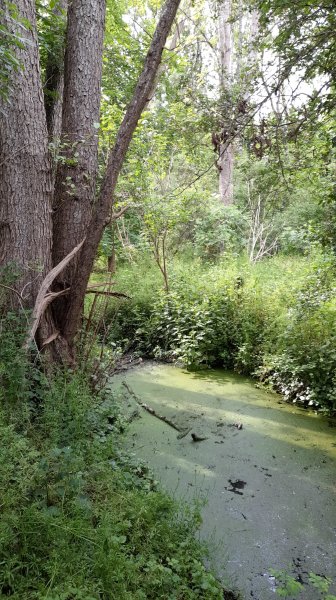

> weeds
[104,252,336,410]
[0,314,225,599]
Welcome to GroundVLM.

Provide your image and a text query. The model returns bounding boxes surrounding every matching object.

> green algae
[112,363,336,600]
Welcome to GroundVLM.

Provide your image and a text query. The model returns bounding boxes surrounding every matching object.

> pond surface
[112,362,336,599]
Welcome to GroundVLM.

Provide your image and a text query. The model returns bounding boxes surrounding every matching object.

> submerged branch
[122,381,190,435]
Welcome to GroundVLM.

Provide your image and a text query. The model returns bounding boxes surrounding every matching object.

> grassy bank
[102,252,336,411]
[0,319,226,599]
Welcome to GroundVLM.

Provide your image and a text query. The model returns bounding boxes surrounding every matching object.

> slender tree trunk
[249,8,259,67]
[218,142,233,205]
[218,0,232,79]
[235,0,243,81]
[52,0,106,329]
[44,0,67,142]
[107,252,116,274]
[217,0,234,206]
[63,0,182,347]
[107,224,116,273]
[0,0,52,310]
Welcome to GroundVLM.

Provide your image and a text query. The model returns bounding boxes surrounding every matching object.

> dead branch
[85,289,131,299]
[86,281,116,288]
[41,331,60,348]
[25,239,85,348]
[0,283,24,301]
[122,381,186,433]
[110,205,129,222]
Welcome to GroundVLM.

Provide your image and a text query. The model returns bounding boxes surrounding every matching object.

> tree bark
[218,0,232,79]
[249,8,259,67]
[107,223,116,273]
[217,0,234,206]
[63,0,182,347]
[0,0,52,310]
[52,0,106,329]
[218,141,234,205]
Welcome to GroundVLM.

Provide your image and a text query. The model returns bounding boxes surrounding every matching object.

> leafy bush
[107,253,336,410]
[261,261,336,408]
[192,203,248,259]
[0,312,34,425]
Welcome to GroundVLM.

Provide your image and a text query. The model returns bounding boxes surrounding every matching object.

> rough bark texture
[218,139,234,205]
[218,0,234,206]
[0,0,52,309]
[52,0,106,328]
[63,0,182,346]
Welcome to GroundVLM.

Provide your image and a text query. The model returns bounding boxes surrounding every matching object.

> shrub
[107,253,336,410]
[263,263,336,409]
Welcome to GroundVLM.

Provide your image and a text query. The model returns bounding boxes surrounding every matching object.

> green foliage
[193,203,248,259]
[257,0,336,96]
[107,252,336,410]
[262,256,336,408]
[0,2,28,102]
[0,312,33,424]
[270,568,336,599]
[36,0,67,80]
[0,317,224,599]
[269,569,304,597]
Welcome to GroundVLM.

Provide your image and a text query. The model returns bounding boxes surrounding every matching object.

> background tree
[217,0,234,205]
[38,0,67,141]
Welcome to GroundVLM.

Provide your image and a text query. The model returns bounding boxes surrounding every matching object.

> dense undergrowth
[102,251,336,411]
[0,317,225,599]
[1,249,334,599]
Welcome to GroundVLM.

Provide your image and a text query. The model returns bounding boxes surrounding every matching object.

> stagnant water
[112,362,336,599]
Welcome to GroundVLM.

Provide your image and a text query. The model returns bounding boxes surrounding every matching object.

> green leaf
[308,573,331,593]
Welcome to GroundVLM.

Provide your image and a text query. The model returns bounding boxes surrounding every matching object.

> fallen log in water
[122,380,191,437]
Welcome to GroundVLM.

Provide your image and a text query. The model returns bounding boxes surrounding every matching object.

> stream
[112,362,336,599]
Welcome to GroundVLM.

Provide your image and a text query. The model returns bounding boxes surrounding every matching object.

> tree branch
[25,239,85,348]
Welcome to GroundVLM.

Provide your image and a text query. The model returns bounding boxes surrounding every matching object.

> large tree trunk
[52,0,106,330]
[63,0,182,347]
[1,0,181,359]
[0,0,52,310]
[217,0,234,206]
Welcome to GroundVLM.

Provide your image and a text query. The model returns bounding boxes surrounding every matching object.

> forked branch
[25,239,85,348]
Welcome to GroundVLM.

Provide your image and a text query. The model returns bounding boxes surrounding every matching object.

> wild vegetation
[0,0,335,597]
[0,325,224,599]
[103,251,336,411]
